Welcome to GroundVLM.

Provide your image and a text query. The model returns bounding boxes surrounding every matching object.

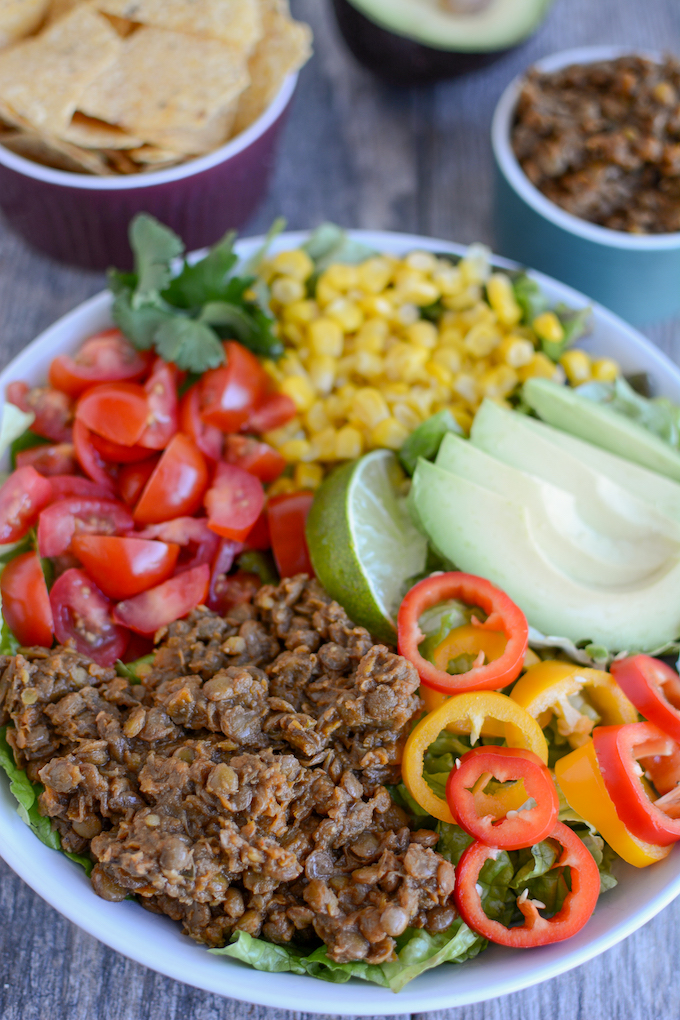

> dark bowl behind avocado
[330,0,554,86]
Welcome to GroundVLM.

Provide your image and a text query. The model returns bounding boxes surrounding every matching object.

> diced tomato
[121,632,154,662]
[139,358,179,450]
[49,329,152,398]
[117,456,159,506]
[16,442,77,477]
[267,491,314,579]
[72,420,117,491]
[204,461,264,541]
[178,383,223,463]
[0,467,53,543]
[1,551,53,647]
[50,567,129,666]
[208,568,261,616]
[199,341,269,432]
[90,433,154,463]
[136,515,222,574]
[244,508,270,550]
[245,392,297,433]
[76,381,149,447]
[224,435,286,483]
[133,434,208,525]
[37,497,133,558]
[49,475,116,503]
[113,563,210,635]
[7,382,74,443]
[71,535,180,600]
[206,537,243,613]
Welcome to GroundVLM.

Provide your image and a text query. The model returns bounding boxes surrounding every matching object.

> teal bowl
[491,46,680,327]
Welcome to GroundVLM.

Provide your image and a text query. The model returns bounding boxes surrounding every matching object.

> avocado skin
[331,0,509,85]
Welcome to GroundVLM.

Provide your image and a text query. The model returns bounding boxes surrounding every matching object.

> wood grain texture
[1,0,680,1017]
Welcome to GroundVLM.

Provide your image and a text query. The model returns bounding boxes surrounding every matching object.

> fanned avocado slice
[331,0,554,84]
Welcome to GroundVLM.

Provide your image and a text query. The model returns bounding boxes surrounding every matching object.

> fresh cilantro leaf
[199,301,283,358]
[162,230,238,309]
[154,318,225,373]
[129,214,184,304]
[116,654,155,684]
[111,289,174,350]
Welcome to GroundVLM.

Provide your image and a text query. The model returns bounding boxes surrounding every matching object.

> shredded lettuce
[577,375,680,450]
[302,223,380,274]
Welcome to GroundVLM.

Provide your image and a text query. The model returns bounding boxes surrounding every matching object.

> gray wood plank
[1,0,680,1017]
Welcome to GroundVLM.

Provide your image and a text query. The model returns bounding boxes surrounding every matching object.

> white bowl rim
[491,45,680,250]
[2,228,680,1014]
[0,71,298,191]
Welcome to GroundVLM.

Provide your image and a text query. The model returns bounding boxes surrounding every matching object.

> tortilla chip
[0,0,50,48]
[45,0,84,22]
[1,127,111,172]
[127,143,181,162]
[232,1,310,135]
[79,26,249,153]
[0,6,122,133]
[60,110,141,147]
[94,0,262,50]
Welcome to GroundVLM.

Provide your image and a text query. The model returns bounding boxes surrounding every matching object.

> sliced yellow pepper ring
[511,660,638,748]
[431,623,507,672]
[402,691,549,823]
[555,739,671,868]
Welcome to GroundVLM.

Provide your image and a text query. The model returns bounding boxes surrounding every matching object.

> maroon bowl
[0,74,297,271]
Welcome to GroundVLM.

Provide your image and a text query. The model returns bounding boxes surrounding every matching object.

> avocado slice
[524,378,680,483]
[331,0,554,84]
[412,457,680,650]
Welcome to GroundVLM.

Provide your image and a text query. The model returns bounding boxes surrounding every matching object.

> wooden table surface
[1,1,680,1017]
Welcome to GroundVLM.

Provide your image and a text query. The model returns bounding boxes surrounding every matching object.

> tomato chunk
[16,442,77,477]
[244,508,270,550]
[245,391,297,434]
[117,456,159,506]
[205,462,264,542]
[137,516,220,573]
[48,475,117,502]
[199,341,269,432]
[224,435,286,483]
[49,329,152,398]
[71,535,180,600]
[267,491,314,578]
[0,467,53,543]
[133,434,208,524]
[50,567,129,666]
[76,381,149,447]
[72,420,117,492]
[89,433,154,463]
[139,358,179,450]
[208,568,261,615]
[7,382,74,443]
[37,497,133,558]
[179,383,223,462]
[1,551,53,647]
[113,563,210,635]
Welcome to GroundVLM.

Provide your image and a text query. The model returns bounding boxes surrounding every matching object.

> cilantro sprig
[108,214,283,374]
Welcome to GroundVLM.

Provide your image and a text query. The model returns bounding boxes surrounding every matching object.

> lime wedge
[306,449,428,644]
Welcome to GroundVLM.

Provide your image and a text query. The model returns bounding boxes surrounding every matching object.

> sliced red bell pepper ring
[454,821,601,947]
[397,572,528,694]
[593,722,680,846]
[611,655,680,744]
[446,746,558,851]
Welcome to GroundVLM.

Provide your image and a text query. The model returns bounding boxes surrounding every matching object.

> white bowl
[1,230,680,1014]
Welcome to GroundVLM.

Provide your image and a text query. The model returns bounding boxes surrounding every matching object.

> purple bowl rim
[0,71,298,191]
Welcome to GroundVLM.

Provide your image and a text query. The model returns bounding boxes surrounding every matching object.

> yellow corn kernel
[271,248,314,282]
[438,325,464,347]
[355,318,389,353]
[392,402,421,431]
[452,373,478,405]
[267,476,297,496]
[308,318,344,357]
[405,250,439,274]
[280,375,316,412]
[356,257,393,293]
[445,404,473,434]
[432,264,463,296]
[393,303,420,327]
[321,263,359,291]
[432,346,463,375]
[464,322,501,359]
[517,353,566,383]
[486,273,522,328]
[325,297,364,333]
[460,245,491,286]
[443,284,482,312]
[279,351,307,378]
[460,300,497,329]
[371,416,411,450]
[384,342,429,383]
[479,365,519,400]
[282,298,318,325]
[395,276,440,307]
[405,320,438,349]
[316,277,342,307]
[311,427,338,460]
[496,334,535,369]
[426,360,453,387]
[335,426,363,460]
[351,387,390,429]
[591,357,620,382]
[353,350,384,379]
[281,322,304,346]
[323,394,345,422]
[263,418,302,448]
[262,358,283,383]
[305,401,330,433]
[560,349,592,386]
[533,311,565,345]
[308,355,337,395]
[271,276,305,305]
[407,386,436,419]
[279,438,314,462]
[380,381,410,401]
[294,462,324,489]
[358,294,394,319]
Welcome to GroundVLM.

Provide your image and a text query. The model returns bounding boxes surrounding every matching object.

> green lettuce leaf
[381,919,484,993]
[510,272,549,325]
[399,410,463,476]
[577,375,680,451]
[302,223,379,274]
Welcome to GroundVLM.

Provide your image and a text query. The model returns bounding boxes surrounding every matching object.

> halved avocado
[331,0,554,85]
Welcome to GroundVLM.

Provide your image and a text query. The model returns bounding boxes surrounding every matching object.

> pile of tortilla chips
[0,0,312,174]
